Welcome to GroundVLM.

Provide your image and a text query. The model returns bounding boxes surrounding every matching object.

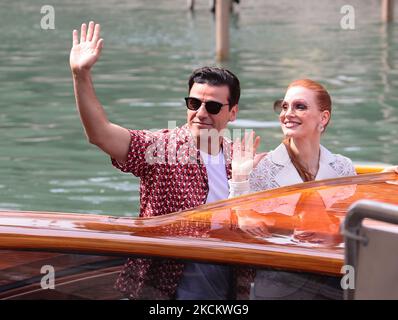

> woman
[230,79,356,196]
[229,79,396,299]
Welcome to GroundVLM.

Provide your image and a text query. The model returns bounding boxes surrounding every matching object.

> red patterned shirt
[112,124,254,299]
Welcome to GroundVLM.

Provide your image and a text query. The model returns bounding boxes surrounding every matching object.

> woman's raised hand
[70,21,104,74]
[232,131,266,182]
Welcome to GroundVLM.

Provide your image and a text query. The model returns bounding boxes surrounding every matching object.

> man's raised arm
[70,21,130,164]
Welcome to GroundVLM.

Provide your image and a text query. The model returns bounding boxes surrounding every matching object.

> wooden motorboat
[1,166,397,299]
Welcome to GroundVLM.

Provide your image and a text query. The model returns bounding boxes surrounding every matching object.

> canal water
[0,0,397,216]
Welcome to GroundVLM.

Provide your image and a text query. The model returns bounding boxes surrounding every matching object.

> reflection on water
[0,0,397,215]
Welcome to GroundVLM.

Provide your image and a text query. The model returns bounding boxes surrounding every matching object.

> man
[70,21,254,299]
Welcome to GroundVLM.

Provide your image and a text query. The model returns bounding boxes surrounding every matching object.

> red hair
[283,79,332,182]
[287,79,332,128]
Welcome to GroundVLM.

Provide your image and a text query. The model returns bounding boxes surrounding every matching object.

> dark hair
[188,66,240,109]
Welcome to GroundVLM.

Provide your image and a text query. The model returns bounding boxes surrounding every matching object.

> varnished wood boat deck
[1,172,398,277]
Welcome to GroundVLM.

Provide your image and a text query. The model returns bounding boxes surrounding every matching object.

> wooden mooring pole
[216,0,231,61]
[382,0,394,22]
[187,0,194,11]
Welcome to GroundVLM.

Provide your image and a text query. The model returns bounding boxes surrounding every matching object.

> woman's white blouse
[229,143,356,198]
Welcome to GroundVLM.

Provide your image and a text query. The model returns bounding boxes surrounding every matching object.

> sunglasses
[184,97,229,115]
[273,99,309,114]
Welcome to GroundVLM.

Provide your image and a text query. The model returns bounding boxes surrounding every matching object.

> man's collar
[179,123,233,166]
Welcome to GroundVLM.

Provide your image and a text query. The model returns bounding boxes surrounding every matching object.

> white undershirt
[176,150,231,300]
[200,150,229,203]
[199,150,229,204]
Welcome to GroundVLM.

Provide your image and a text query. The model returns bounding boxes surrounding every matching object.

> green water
[0,0,397,216]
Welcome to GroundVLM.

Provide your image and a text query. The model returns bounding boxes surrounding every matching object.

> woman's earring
[318,124,324,132]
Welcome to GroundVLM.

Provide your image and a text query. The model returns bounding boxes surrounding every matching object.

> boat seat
[354,165,385,174]
[342,200,398,299]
